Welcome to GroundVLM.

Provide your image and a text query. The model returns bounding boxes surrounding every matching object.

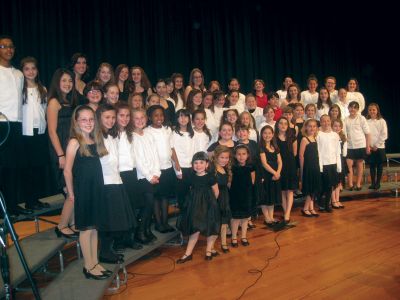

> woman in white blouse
[346,78,365,114]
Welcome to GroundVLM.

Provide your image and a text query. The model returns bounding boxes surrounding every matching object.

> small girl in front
[229,145,255,247]
[176,152,220,263]
[64,105,110,279]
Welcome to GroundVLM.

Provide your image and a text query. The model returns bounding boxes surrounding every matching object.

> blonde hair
[301,118,318,137]
[131,108,147,129]
[70,105,108,157]
[239,111,256,129]
[212,145,232,181]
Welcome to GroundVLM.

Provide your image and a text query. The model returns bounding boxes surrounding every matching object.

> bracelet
[58,154,65,158]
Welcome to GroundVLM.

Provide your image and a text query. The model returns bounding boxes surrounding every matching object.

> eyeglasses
[78,118,95,124]
[88,89,101,94]
[0,45,16,50]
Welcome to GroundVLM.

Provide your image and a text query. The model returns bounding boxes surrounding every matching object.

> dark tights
[370,162,383,186]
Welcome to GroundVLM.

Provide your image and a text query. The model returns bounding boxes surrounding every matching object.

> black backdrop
[1,1,399,151]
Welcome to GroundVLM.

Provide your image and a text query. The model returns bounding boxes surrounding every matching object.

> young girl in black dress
[259,125,282,227]
[299,119,321,217]
[275,117,298,224]
[229,145,255,247]
[64,105,110,279]
[211,145,232,253]
[176,152,220,263]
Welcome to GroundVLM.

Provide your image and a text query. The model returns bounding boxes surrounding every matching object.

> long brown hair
[212,145,232,181]
[20,56,47,104]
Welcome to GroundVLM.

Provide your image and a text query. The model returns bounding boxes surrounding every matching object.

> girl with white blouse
[97,104,136,264]
[301,76,319,106]
[346,78,365,114]
[276,76,294,104]
[366,103,388,190]
[145,105,179,233]
[344,101,370,191]
[20,57,50,210]
[317,115,342,212]
[336,88,350,120]
[170,109,195,210]
[192,109,213,153]
[316,87,332,121]
[245,93,265,130]
[132,109,161,244]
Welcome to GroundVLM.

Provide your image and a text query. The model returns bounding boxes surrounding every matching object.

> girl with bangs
[63,105,111,280]
[128,66,153,107]
[95,62,115,87]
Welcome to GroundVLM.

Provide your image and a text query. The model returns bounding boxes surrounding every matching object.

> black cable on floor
[235,227,288,300]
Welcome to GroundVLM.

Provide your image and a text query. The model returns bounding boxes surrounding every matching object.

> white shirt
[258,120,276,133]
[367,118,387,149]
[249,128,258,142]
[344,115,370,149]
[144,126,173,170]
[170,131,194,168]
[118,131,136,172]
[301,90,319,106]
[316,103,330,121]
[276,89,287,102]
[329,90,339,104]
[212,106,225,127]
[205,108,218,137]
[0,65,23,122]
[317,131,342,172]
[22,87,47,135]
[101,135,123,184]
[246,107,265,130]
[175,93,184,111]
[336,100,349,120]
[346,92,365,113]
[193,130,211,153]
[132,131,161,181]
[229,103,245,115]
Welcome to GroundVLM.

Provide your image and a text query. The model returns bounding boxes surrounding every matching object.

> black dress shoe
[301,209,313,217]
[368,184,376,190]
[221,245,230,253]
[354,186,362,191]
[375,184,381,190]
[55,226,78,239]
[83,268,110,280]
[241,238,250,246]
[309,210,320,217]
[176,254,192,264]
[231,239,238,248]
[205,252,213,261]
[211,250,220,257]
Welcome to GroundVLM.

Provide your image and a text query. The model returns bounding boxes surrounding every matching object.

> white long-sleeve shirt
[132,131,161,181]
[193,130,211,153]
[317,131,342,173]
[22,87,47,135]
[344,115,370,149]
[144,126,173,170]
[101,135,123,184]
[301,90,319,106]
[118,131,136,172]
[246,107,265,130]
[0,65,24,122]
[170,131,194,168]
[336,100,350,120]
[367,118,387,149]
[316,103,330,121]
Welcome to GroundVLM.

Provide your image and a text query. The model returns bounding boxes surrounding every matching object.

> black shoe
[176,254,192,264]
[231,239,238,248]
[368,184,376,190]
[375,184,381,190]
[309,210,320,217]
[354,186,362,191]
[248,223,256,229]
[211,250,220,257]
[125,239,143,250]
[221,245,230,253]
[205,252,213,261]
[301,209,313,217]
[325,207,333,213]
[12,205,33,215]
[347,186,354,191]
[54,226,78,239]
[83,268,110,280]
[145,229,157,241]
[331,203,341,209]
[241,238,250,246]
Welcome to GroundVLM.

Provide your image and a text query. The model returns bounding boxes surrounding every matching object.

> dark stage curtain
[1,1,398,151]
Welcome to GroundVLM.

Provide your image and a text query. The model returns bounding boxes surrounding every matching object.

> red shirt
[256,93,268,108]
[273,107,282,121]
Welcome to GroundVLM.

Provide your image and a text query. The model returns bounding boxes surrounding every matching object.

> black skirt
[97,184,137,232]
[347,148,366,160]
[21,129,50,167]
[120,169,141,209]
[155,167,176,198]
[321,164,340,189]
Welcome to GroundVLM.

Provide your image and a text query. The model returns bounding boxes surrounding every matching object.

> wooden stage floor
[12,195,400,300]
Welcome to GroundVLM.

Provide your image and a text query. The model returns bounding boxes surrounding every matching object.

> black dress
[301,137,322,196]
[229,164,256,218]
[48,103,74,192]
[260,148,282,206]
[73,144,104,230]
[276,137,298,190]
[177,173,221,236]
[216,171,232,224]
